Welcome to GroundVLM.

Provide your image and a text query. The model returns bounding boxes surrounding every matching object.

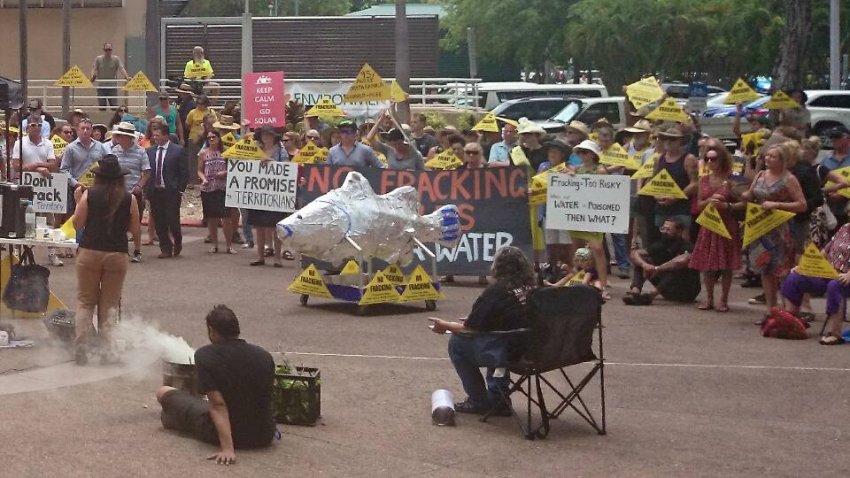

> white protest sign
[287,81,389,119]
[546,173,630,234]
[225,160,298,213]
[22,172,69,214]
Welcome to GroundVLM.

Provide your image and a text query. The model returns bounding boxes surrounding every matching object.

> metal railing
[24,78,150,115]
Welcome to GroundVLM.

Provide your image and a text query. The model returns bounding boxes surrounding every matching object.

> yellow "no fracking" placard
[292,141,328,164]
[223,138,266,160]
[645,98,690,123]
[287,264,333,298]
[599,143,640,170]
[724,78,761,105]
[359,271,402,305]
[626,76,664,109]
[305,97,346,118]
[638,169,687,199]
[797,243,839,279]
[764,90,800,110]
[695,203,731,239]
[398,265,442,302]
[425,150,463,170]
[123,71,159,92]
[742,202,796,247]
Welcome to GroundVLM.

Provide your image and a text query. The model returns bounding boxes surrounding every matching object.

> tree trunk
[771,0,813,91]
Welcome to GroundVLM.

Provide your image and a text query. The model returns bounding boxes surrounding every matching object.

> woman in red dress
[689,139,743,312]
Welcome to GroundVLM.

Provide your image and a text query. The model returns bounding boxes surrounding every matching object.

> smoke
[110,317,195,364]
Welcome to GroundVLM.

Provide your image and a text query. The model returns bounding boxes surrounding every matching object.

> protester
[537,138,573,276]
[184,94,216,186]
[283,132,301,157]
[411,113,438,158]
[21,99,54,137]
[515,118,547,171]
[175,83,196,139]
[148,91,184,144]
[156,305,276,464]
[108,106,129,130]
[320,127,340,149]
[429,246,534,415]
[327,119,383,168]
[818,126,850,226]
[488,121,519,166]
[427,127,457,159]
[688,140,741,312]
[90,42,129,110]
[92,124,108,142]
[779,89,810,136]
[303,129,321,147]
[51,124,75,150]
[596,124,632,279]
[184,46,214,80]
[248,126,289,267]
[72,155,140,365]
[741,141,807,323]
[569,139,610,298]
[66,109,86,134]
[197,130,235,255]
[548,247,601,290]
[146,124,187,259]
[653,128,699,239]
[110,122,150,263]
[367,125,426,171]
[563,120,590,166]
[462,129,480,146]
[61,119,112,197]
[624,218,700,305]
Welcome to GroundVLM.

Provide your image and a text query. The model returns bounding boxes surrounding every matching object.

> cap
[386,128,405,142]
[827,125,850,139]
[338,119,357,131]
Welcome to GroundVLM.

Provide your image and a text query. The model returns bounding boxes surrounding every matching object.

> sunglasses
[207,135,218,140]
[306,135,320,140]
[29,123,42,127]
[62,130,74,134]
[464,150,480,155]
[340,129,356,135]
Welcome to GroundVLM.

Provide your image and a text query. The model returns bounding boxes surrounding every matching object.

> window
[500,102,533,121]
[535,100,571,119]
[809,94,850,109]
[578,102,621,125]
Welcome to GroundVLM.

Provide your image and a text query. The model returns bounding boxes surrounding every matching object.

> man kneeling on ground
[155,305,276,465]
[624,218,701,305]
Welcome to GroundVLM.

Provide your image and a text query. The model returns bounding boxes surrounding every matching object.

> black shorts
[160,389,218,445]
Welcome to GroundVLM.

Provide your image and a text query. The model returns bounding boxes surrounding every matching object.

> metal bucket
[162,360,198,395]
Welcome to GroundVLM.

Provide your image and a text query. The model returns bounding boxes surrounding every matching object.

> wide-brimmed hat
[93,154,129,179]
[543,138,572,156]
[213,115,241,130]
[92,124,108,137]
[517,118,545,135]
[69,108,85,117]
[629,105,652,118]
[657,127,684,139]
[176,83,195,96]
[624,119,653,133]
[573,139,601,156]
[112,121,137,138]
[565,120,590,137]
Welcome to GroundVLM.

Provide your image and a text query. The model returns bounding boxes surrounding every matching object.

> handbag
[3,247,50,313]
[809,199,836,249]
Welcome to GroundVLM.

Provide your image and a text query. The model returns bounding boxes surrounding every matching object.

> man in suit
[146,123,188,258]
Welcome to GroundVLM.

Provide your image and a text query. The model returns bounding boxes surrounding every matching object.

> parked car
[537,97,626,133]
[806,90,850,137]
[490,97,581,123]
[702,96,770,118]
[470,82,609,109]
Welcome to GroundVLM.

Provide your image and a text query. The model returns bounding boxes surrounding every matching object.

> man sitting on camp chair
[429,246,535,415]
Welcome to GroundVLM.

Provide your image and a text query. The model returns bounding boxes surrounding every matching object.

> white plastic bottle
[24,200,36,239]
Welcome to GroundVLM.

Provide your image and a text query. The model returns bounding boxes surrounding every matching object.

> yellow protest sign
[292,140,328,164]
[220,132,236,149]
[695,203,732,239]
[471,112,500,133]
[399,265,442,302]
[630,155,657,180]
[741,131,765,157]
[305,97,346,118]
[565,270,587,287]
[55,65,93,88]
[122,71,159,92]
[824,166,850,199]
[223,138,266,160]
[59,216,76,240]
[359,271,401,305]
[343,63,390,103]
[509,145,532,171]
[626,76,664,109]
[528,163,567,205]
[645,97,690,123]
[797,243,839,279]
[638,169,687,199]
[723,78,761,105]
[381,263,405,285]
[599,143,640,170]
[77,162,99,188]
[287,264,333,298]
[340,260,361,276]
[389,80,408,103]
[742,202,796,247]
[51,135,68,157]
[764,90,800,110]
[425,149,463,170]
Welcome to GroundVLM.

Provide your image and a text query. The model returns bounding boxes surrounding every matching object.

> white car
[806,90,850,137]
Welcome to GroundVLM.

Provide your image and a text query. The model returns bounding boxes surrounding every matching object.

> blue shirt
[488,140,517,164]
[60,138,112,187]
[327,142,384,168]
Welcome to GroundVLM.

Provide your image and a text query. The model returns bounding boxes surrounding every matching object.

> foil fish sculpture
[277,171,460,265]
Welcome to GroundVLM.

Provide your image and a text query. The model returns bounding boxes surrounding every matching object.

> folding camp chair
[482,285,606,440]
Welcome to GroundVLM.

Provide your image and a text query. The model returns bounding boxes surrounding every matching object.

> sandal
[282,251,295,261]
[208,247,218,254]
[698,303,714,311]
[226,248,237,255]
[250,259,265,266]
[716,305,730,313]
[798,311,816,323]
[600,290,611,301]
[819,335,846,346]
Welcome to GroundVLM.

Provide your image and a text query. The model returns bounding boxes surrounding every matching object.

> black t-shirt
[464,284,532,332]
[791,162,823,222]
[524,146,548,171]
[413,133,438,158]
[195,339,276,449]
[647,237,692,265]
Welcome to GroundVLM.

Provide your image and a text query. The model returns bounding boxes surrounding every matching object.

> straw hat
[517,117,545,135]
[92,124,108,137]
[176,83,196,96]
[565,120,590,136]
[543,138,572,156]
[112,121,137,138]
[213,115,241,130]
[624,119,653,133]
[657,127,684,139]
[573,139,601,156]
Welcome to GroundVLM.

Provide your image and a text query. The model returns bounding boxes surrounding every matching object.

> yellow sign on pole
[223,138,266,160]
[471,112,500,133]
[638,169,687,199]
[399,265,442,302]
[305,97,346,118]
[51,135,68,157]
[645,97,690,123]
[742,202,796,247]
[695,203,732,239]
[630,155,657,180]
[599,143,640,170]
[764,90,800,110]
[123,71,159,92]
[425,149,463,170]
[343,63,391,103]
[389,80,408,102]
[54,65,93,88]
[723,78,761,105]
[626,76,664,109]
[292,140,328,164]
[359,271,402,305]
[797,243,839,279]
[287,264,333,298]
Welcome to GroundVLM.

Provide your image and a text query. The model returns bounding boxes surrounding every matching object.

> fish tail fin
[426,205,461,247]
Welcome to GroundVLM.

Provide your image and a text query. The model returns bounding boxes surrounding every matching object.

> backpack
[760,307,808,340]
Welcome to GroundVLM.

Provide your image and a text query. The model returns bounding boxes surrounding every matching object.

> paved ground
[2,227,850,477]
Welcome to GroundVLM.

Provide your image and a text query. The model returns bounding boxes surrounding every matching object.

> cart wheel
[356,305,368,316]
[300,294,309,306]
[425,300,437,311]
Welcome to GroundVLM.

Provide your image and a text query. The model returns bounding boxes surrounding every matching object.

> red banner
[242,71,285,128]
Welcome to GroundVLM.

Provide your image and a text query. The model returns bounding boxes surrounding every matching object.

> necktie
[156,147,165,187]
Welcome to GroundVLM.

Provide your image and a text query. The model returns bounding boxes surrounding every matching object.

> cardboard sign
[742,202,796,247]
[77,162,99,188]
[509,146,531,169]
[381,263,405,285]
[123,71,158,92]
[565,270,587,287]
[220,132,237,149]
[22,173,69,214]
[472,112,500,133]
[389,80,408,103]
[599,143,640,170]
[399,265,442,302]
[797,243,840,279]
[626,76,664,109]
[630,155,657,180]
[51,135,68,157]
[54,65,92,88]
[824,166,850,199]
[723,78,761,105]
[425,149,463,170]
[340,260,361,276]
[638,169,687,199]
[645,97,690,123]
[243,71,286,128]
[223,138,267,160]
[741,131,765,157]
[546,173,631,234]
[305,97,346,118]
[764,91,800,110]
[225,159,298,213]
[528,162,567,205]
[292,141,328,164]
[695,203,731,239]
[358,271,401,305]
[287,264,332,298]
[184,60,214,79]
[343,64,391,103]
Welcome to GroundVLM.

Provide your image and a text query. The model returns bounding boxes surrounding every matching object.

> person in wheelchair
[429,246,535,415]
